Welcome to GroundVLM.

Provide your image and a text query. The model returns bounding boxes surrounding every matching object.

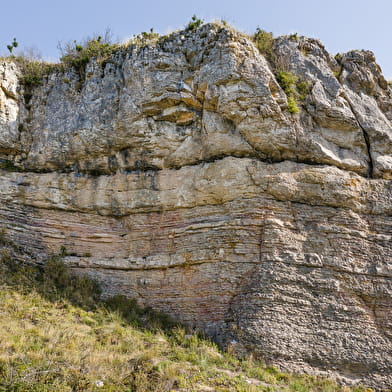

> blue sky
[1,0,391,79]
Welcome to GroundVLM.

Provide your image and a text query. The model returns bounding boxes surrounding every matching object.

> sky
[1,0,391,79]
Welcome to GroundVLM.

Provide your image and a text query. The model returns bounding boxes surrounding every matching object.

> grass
[0,230,373,392]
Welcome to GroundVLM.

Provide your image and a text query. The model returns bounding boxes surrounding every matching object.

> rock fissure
[341,91,374,178]
[3,152,375,178]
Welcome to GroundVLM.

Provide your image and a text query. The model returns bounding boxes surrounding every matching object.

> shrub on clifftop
[59,32,118,77]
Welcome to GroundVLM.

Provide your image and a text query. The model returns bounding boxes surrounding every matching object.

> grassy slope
[0,252,372,392]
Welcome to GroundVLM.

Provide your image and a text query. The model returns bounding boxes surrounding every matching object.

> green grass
[0,235,373,392]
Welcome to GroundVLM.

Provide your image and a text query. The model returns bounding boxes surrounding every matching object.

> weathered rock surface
[0,24,391,390]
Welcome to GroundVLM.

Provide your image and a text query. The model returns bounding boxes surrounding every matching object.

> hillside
[0,253,372,392]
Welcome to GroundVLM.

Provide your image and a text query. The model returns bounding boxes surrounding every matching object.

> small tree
[7,38,18,54]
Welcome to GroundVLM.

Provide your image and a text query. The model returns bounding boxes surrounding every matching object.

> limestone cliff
[0,24,391,390]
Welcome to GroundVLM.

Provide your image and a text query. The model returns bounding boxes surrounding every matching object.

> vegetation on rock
[59,33,118,78]
[276,71,300,113]
[3,19,310,110]
[0,19,390,389]
[275,71,310,114]
[15,57,58,87]
[251,29,310,114]
[253,28,274,60]
[130,28,160,47]
[186,15,204,31]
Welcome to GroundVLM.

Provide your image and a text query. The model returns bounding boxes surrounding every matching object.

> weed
[285,96,299,113]
[59,245,67,257]
[333,54,344,80]
[275,71,311,114]
[0,226,8,245]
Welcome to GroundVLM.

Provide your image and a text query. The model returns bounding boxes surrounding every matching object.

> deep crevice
[341,91,374,178]
[3,152,365,178]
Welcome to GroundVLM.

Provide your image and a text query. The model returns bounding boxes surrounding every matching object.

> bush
[0,251,100,308]
[276,71,298,95]
[41,256,101,308]
[16,59,56,87]
[11,48,57,89]
[105,294,178,331]
[252,28,311,113]
[334,52,343,63]
[253,28,274,59]
[59,33,118,78]
[287,96,300,114]
[131,28,160,46]
[296,80,310,99]
[275,71,311,114]
[0,249,176,331]
[187,15,204,31]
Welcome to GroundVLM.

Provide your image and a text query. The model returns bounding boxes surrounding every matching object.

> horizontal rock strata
[0,23,391,389]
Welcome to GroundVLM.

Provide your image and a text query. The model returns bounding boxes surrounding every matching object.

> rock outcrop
[0,24,391,390]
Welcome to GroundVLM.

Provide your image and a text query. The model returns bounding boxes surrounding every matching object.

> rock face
[0,24,391,389]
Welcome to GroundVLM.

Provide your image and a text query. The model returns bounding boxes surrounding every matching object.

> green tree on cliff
[6,38,18,54]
